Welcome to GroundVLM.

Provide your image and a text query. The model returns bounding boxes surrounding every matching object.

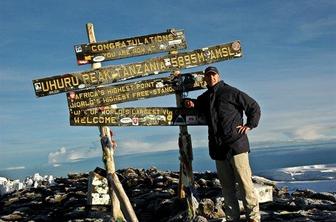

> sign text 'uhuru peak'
[33,41,242,97]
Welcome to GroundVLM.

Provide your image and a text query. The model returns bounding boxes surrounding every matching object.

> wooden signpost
[66,71,206,110]
[75,29,187,64]
[33,41,242,97]
[32,23,243,221]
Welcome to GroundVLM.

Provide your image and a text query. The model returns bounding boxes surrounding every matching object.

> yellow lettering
[215,48,223,58]
[74,117,80,124]
[149,61,158,71]
[190,53,197,64]
[210,50,217,60]
[184,55,191,66]
[136,64,142,74]
[103,44,110,51]
[91,45,97,52]
[168,33,174,41]
[122,66,130,77]
[197,52,205,63]
[63,78,71,88]
[90,73,97,83]
[221,47,229,57]
[160,61,167,70]
[228,46,236,56]
[41,82,49,92]
[170,57,178,67]
[144,63,151,73]
[49,80,57,91]
[177,56,185,67]
[82,73,90,83]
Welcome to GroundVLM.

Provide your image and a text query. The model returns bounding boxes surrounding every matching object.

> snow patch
[257,164,336,192]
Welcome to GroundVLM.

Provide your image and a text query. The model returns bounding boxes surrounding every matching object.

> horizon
[1,140,336,180]
[1,0,335,173]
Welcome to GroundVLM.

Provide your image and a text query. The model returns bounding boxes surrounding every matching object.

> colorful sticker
[93,55,105,62]
[231,41,241,51]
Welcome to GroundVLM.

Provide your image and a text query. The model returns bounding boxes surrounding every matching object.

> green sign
[67,71,206,110]
[70,107,207,126]
[75,29,187,64]
[33,41,242,97]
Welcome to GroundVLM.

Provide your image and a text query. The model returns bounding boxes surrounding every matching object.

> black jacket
[194,81,260,160]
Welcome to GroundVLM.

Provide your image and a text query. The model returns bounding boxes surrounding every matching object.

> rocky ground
[0,167,336,222]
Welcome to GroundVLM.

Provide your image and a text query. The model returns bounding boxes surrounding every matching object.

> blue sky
[0,0,335,172]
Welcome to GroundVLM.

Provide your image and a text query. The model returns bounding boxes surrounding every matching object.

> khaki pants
[216,152,260,222]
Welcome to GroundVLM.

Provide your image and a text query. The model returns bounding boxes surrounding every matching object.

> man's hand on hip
[236,125,251,134]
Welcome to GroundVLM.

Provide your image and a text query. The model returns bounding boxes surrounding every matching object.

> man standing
[184,66,261,222]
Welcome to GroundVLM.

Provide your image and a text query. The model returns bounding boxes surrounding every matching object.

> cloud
[280,124,336,142]
[48,146,101,167]
[116,134,208,155]
[298,18,336,42]
[248,121,336,145]
[117,139,179,155]
[47,133,208,167]
[283,18,336,45]
[290,125,334,141]
[2,166,25,171]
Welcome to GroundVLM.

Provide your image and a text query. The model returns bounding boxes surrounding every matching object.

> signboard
[75,29,187,65]
[70,107,207,126]
[67,71,206,110]
[33,41,242,97]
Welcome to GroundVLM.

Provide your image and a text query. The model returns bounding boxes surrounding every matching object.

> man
[184,66,261,222]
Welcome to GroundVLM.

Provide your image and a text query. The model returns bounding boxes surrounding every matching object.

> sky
[0,0,335,173]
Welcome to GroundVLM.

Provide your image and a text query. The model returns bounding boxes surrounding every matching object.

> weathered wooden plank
[33,41,242,97]
[67,71,206,110]
[75,29,187,64]
[69,107,207,126]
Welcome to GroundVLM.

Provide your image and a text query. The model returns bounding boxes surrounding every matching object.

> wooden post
[86,23,138,222]
[170,46,196,218]
[175,71,196,219]
[100,123,138,222]
[99,126,125,221]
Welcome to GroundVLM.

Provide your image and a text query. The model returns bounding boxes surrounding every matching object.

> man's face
[204,72,220,87]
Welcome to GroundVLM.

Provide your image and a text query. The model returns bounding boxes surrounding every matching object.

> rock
[167,210,189,222]
[0,168,335,222]
[1,213,23,221]
[312,192,336,202]
[0,173,57,197]
[252,175,276,187]
[274,186,290,199]
[125,168,138,178]
[0,177,7,184]
[210,178,221,188]
[87,170,110,205]
[31,214,50,221]
[293,189,336,202]
[198,198,224,219]
[164,175,179,185]
[193,215,208,222]
[254,183,273,203]
[32,173,43,181]
[294,197,336,211]
[197,178,208,187]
